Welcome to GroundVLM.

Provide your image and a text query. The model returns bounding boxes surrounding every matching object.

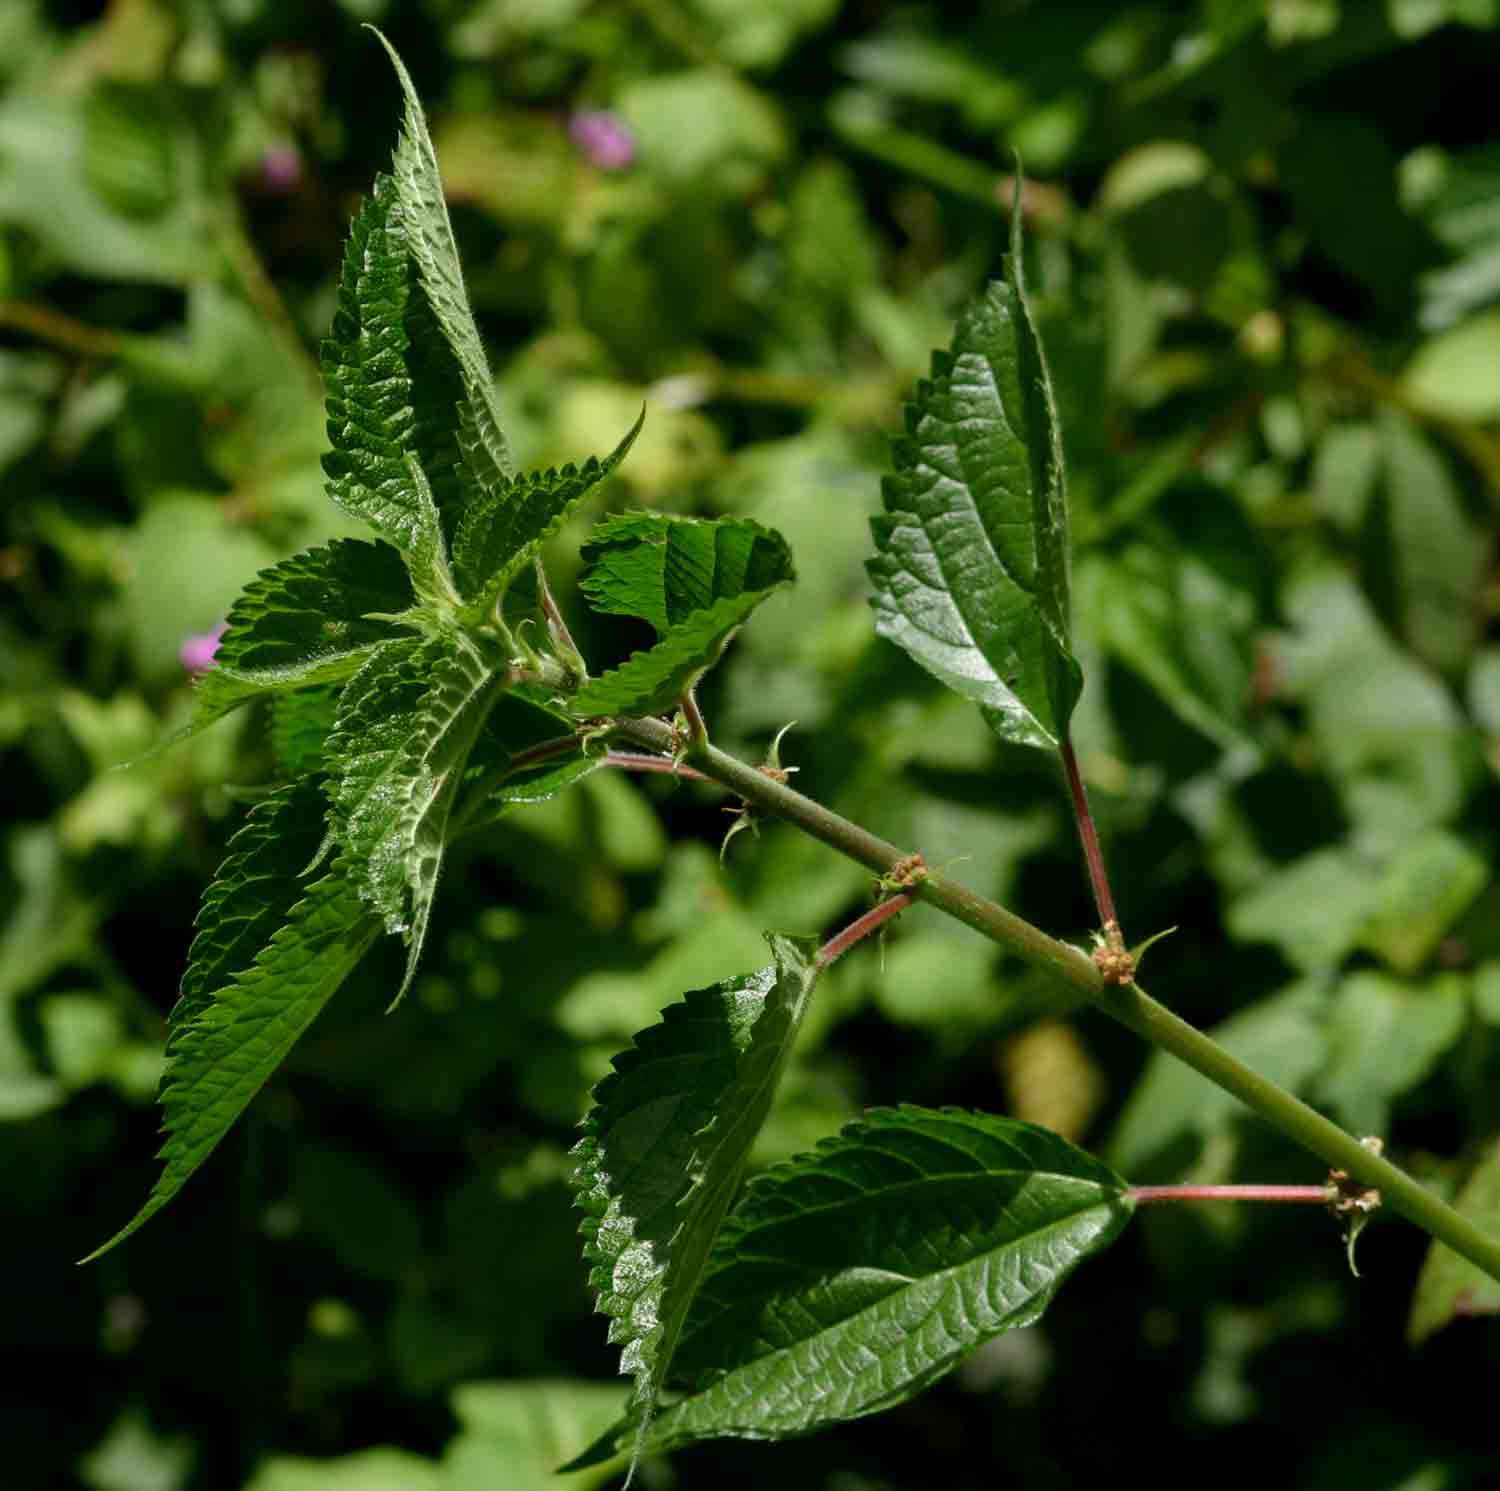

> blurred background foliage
[3,0,1500,1487]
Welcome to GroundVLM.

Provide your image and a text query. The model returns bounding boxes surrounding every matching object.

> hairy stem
[1059,735,1119,934]
[611,715,1500,1284]
[680,689,709,750]
[1129,1185,1329,1205]
[535,558,588,682]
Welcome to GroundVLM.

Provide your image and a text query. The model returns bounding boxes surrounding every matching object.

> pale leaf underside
[325,632,505,1003]
[571,935,820,1467]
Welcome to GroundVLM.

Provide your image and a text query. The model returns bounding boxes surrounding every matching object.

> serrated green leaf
[580,511,791,634]
[369,28,514,499]
[569,933,820,1468]
[569,515,794,719]
[83,811,380,1261]
[325,633,507,1004]
[321,174,467,589]
[867,202,1080,752]
[185,539,414,739]
[453,411,642,612]
[576,1107,1130,1464]
[171,780,330,1039]
[570,591,785,718]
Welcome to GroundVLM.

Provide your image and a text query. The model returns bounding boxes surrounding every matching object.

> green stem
[612,716,1500,1284]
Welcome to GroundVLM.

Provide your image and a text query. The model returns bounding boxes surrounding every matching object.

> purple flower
[569,110,635,171]
[259,144,303,194]
[180,622,227,675]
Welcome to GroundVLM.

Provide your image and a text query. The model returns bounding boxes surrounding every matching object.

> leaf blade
[452,411,643,611]
[321,176,462,569]
[369,27,514,494]
[617,1107,1130,1455]
[325,633,507,1003]
[867,206,1080,751]
[84,789,380,1261]
[569,590,786,718]
[569,515,794,718]
[184,538,414,739]
[570,934,820,1465]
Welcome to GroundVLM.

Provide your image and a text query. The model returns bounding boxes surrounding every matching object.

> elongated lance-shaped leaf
[83,784,381,1261]
[569,1107,1131,1466]
[453,411,643,615]
[321,174,467,593]
[867,195,1081,751]
[570,934,820,1472]
[569,514,794,719]
[182,539,414,741]
[325,632,508,1004]
[368,27,514,500]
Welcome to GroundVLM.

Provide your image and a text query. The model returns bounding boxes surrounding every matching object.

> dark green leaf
[569,515,794,718]
[452,411,642,613]
[321,175,467,583]
[580,511,791,634]
[867,203,1080,751]
[185,539,413,739]
[570,591,787,719]
[83,833,380,1260]
[570,934,820,1466]
[450,691,602,837]
[171,780,331,1039]
[579,1107,1130,1461]
[270,685,342,777]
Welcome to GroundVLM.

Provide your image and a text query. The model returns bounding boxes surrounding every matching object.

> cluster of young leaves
[85,34,793,1263]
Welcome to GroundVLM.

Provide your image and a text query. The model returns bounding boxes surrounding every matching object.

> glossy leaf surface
[867,205,1080,751]
[577,1107,1130,1462]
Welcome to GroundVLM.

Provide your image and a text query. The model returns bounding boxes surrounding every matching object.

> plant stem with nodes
[607,712,1500,1285]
